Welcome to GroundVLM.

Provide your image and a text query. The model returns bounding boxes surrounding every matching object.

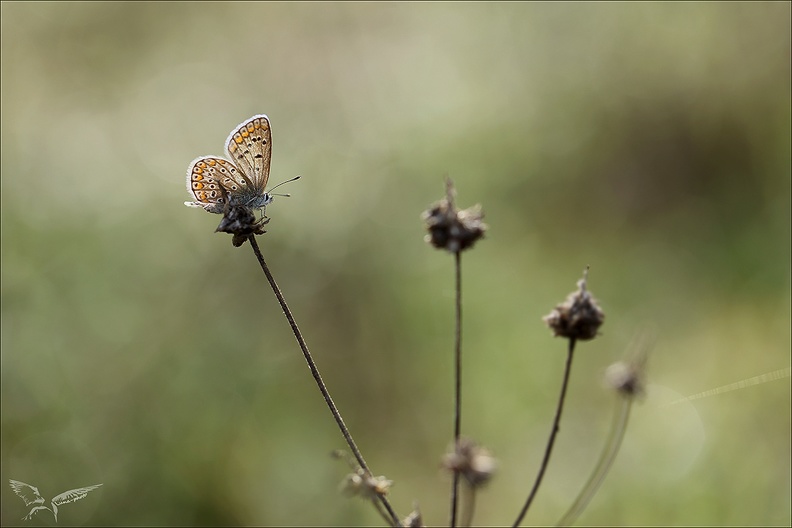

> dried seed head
[339,468,393,500]
[543,268,605,341]
[215,201,270,247]
[442,437,497,487]
[605,361,644,398]
[605,329,653,399]
[422,178,487,253]
[402,502,424,528]
[332,450,393,500]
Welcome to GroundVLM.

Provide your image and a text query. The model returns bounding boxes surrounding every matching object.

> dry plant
[187,115,648,527]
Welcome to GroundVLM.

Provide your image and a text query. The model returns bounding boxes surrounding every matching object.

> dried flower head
[605,361,644,398]
[543,268,605,341]
[214,200,269,247]
[402,502,424,528]
[332,450,393,500]
[442,437,497,487]
[605,329,653,398]
[422,178,487,253]
[339,468,393,500]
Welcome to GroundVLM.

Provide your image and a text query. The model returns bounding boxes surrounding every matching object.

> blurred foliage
[2,2,790,526]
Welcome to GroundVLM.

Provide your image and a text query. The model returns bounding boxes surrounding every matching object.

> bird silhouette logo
[9,479,103,522]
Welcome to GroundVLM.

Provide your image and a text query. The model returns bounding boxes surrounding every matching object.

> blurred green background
[2,2,789,526]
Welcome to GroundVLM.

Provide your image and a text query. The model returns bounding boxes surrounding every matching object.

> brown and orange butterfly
[185,114,296,215]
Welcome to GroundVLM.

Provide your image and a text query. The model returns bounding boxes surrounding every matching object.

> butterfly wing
[51,484,103,506]
[185,156,253,214]
[224,114,272,193]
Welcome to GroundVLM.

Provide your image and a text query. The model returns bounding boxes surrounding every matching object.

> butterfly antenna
[268,175,301,197]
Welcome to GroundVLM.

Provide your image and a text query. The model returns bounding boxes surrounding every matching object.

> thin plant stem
[512,338,577,528]
[461,483,476,528]
[450,250,463,527]
[248,236,401,527]
[372,497,396,527]
[556,396,633,527]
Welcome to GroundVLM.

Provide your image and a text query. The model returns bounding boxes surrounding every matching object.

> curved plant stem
[450,250,463,527]
[248,236,401,527]
[512,338,577,527]
[556,396,633,526]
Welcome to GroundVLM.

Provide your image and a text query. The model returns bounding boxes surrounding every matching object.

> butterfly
[185,114,297,216]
